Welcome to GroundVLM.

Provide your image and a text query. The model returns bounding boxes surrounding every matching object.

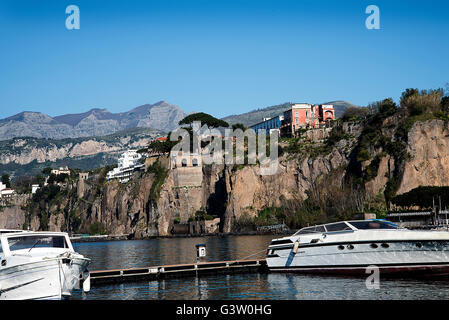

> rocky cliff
[398,119,449,194]
[3,114,449,236]
[0,127,163,177]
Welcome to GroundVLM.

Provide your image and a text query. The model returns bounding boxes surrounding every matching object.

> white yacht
[0,230,91,300]
[266,219,449,276]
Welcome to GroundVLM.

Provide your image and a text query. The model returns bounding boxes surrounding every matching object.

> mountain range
[0,100,356,141]
[0,101,185,141]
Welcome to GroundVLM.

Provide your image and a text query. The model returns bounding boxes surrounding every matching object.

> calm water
[71,235,449,300]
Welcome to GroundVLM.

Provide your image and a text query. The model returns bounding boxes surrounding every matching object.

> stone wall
[173,167,203,187]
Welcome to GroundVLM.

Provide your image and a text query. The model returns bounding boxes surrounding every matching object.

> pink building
[280,103,335,137]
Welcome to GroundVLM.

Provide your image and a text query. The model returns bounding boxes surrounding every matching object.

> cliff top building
[282,103,335,135]
[51,166,70,176]
[170,152,203,187]
[249,103,335,138]
[250,115,284,136]
[31,184,40,194]
[0,187,15,198]
[79,172,89,180]
[107,150,144,183]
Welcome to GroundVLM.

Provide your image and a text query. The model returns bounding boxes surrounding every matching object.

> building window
[182,159,187,167]
[192,158,198,167]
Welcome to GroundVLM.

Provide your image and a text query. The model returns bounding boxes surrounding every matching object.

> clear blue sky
[0,0,448,119]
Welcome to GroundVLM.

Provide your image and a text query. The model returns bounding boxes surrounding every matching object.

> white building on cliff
[106,150,144,183]
[0,181,15,198]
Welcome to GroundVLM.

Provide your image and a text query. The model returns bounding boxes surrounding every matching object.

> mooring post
[195,243,207,263]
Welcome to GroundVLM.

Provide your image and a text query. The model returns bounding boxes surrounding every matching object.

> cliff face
[398,119,449,194]
[0,128,163,178]
[3,118,449,236]
[0,195,29,229]
[222,144,351,231]
[0,128,162,166]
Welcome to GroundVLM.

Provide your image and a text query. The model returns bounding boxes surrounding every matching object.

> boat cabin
[0,232,75,262]
[294,220,402,235]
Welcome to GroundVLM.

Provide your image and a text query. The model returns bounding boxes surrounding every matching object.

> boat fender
[292,241,300,254]
[82,271,91,292]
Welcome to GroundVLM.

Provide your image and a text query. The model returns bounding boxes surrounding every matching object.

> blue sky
[0,0,448,119]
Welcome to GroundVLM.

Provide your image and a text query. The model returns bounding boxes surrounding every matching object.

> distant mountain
[0,101,185,141]
[0,127,164,178]
[222,100,360,127]
[222,103,293,127]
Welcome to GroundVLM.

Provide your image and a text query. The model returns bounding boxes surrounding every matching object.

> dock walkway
[90,259,267,284]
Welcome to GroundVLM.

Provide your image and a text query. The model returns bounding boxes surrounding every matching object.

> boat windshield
[7,235,69,252]
[348,220,401,230]
[294,225,326,235]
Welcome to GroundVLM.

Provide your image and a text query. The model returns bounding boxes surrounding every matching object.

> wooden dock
[90,259,268,285]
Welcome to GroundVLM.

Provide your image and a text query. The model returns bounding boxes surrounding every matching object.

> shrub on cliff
[148,138,178,154]
[88,222,107,235]
[32,184,61,203]
[147,161,169,203]
[189,210,215,221]
[400,88,443,116]
[341,106,369,121]
[47,173,69,185]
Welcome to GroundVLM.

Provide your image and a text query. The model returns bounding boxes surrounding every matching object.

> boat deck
[90,259,268,284]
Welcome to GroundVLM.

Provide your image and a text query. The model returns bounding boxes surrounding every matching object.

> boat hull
[269,263,449,278]
[267,240,449,277]
[0,257,89,300]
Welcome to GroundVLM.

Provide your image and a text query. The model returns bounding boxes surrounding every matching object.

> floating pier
[90,259,268,285]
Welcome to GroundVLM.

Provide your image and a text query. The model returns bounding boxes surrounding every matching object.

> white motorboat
[0,230,90,300]
[266,219,449,276]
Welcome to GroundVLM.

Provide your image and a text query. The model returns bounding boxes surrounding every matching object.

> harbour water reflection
[72,234,276,271]
[71,235,449,300]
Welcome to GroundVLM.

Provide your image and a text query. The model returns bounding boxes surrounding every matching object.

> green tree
[341,106,369,121]
[179,112,229,128]
[232,123,246,131]
[148,136,178,154]
[442,96,449,114]
[1,173,11,188]
[42,167,52,175]
[55,173,69,183]
[400,88,443,116]
[378,98,397,115]
[35,175,45,185]
[400,88,419,107]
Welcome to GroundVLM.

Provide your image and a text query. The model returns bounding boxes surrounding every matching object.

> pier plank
[89,259,267,284]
